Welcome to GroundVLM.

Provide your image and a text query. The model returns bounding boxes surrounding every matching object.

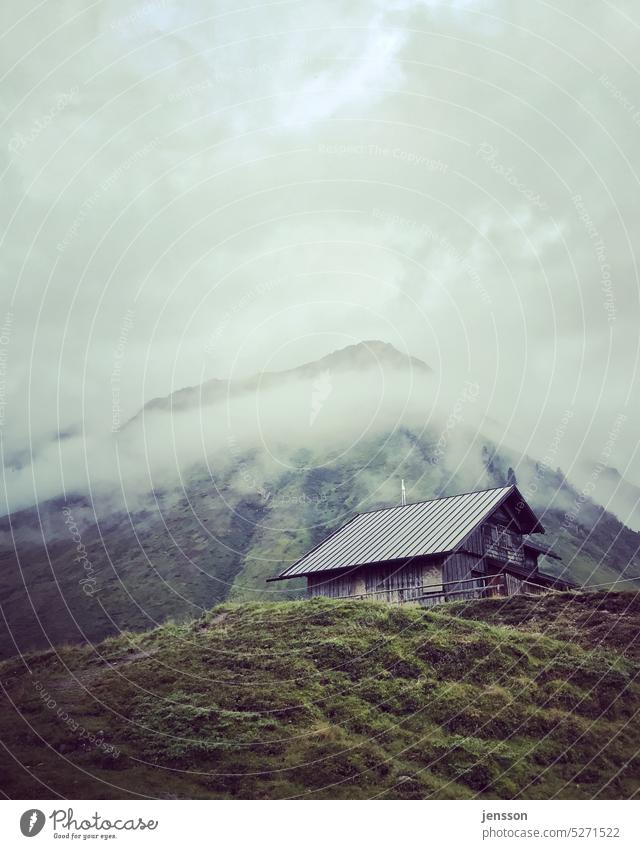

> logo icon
[20,810,45,837]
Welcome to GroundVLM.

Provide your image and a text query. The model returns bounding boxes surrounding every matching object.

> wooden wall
[464,519,524,565]
[504,571,547,596]
[307,570,358,599]
[504,571,523,596]
[461,525,485,556]
[442,551,484,600]
[363,560,443,604]
[307,558,443,605]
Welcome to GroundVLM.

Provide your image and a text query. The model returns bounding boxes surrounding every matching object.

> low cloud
[1,0,639,524]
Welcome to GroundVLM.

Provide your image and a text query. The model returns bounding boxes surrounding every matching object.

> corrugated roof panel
[276,485,527,578]
[400,491,481,556]
[336,501,425,566]
[408,488,500,555]
[299,503,397,571]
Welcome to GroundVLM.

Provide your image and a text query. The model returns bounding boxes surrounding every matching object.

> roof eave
[273,550,453,581]
[537,570,577,589]
[523,539,562,560]
[535,548,562,561]
[452,484,542,554]
[270,513,361,580]
[505,485,545,534]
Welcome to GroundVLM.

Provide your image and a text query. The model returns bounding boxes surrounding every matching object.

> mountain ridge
[129,339,432,424]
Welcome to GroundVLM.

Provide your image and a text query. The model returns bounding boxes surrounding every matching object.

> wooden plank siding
[504,571,524,596]
[307,558,443,605]
[460,517,527,572]
[482,524,524,565]
[503,571,548,596]
[307,569,361,599]
[442,551,484,600]
[460,524,485,556]
[363,560,443,605]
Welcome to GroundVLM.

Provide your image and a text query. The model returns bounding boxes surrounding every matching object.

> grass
[0,591,639,799]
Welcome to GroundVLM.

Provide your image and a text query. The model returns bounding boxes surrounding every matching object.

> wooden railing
[350,575,490,605]
[339,573,556,605]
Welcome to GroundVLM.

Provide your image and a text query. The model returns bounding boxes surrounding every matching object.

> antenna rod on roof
[401,479,406,506]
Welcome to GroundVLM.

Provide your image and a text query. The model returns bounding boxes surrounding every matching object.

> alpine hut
[268,485,575,605]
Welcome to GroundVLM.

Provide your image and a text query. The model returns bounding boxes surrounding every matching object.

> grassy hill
[1,591,639,799]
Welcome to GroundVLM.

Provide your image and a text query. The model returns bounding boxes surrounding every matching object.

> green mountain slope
[1,591,639,799]
[2,427,640,660]
[2,345,639,660]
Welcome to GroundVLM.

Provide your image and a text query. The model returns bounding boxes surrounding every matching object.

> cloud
[1,0,639,520]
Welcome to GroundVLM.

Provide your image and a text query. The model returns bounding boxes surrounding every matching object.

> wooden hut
[268,485,575,605]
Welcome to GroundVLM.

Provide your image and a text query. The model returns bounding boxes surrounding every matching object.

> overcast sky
[1,0,639,512]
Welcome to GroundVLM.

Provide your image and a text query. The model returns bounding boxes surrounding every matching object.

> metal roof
[274,485,543,580]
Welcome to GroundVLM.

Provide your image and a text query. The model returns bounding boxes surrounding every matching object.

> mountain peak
[308,340,431,375]
[133,341,431,422]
